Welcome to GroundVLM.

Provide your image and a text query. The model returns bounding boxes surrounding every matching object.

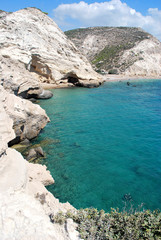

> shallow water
[33,79,161,211]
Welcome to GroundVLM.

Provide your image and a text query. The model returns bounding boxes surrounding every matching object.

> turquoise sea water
[34,79,161,212]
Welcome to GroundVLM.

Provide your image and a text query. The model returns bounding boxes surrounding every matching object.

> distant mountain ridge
[65,27,161,77]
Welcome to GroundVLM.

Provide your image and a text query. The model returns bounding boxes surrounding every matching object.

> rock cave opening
[67,74,82,87]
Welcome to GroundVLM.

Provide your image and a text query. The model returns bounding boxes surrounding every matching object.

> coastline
[40,75,161,90]
[1,7,161,239]
[103,74,161,82]
[2,76,161,239]
[37,80,161,211]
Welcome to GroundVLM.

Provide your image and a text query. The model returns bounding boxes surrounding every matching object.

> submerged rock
[26,147,45,161]
[123,193,133,202]
[35,146,45,157]
[27,148,37,161]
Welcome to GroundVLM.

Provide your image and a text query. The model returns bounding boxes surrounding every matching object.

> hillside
[65,27,161,77]
[0,8,102,91]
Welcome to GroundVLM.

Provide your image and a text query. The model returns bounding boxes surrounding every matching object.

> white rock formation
[0,86,80,240]
[0,85,49,143]
[0,96,14,155]
[0,55,44,98]
[0,7,97,239]
[0,192,79,240]
[0,8,102,91]
[120,38,161,77]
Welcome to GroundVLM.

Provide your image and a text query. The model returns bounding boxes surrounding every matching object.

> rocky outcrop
[0,8,103,239]
[119,38,161,77]
[0,8,102,90]
[0,86,80,240]
[0,157,79,240]
[0,86,49,145]
[65,27,161,77]
[0,191,79,240]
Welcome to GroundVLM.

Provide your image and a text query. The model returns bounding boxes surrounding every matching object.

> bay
[33,79,161,211]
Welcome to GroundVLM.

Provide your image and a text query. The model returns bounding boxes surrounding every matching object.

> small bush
[108,69,118,74]
[51,208,161,239]
[96,69,106,75]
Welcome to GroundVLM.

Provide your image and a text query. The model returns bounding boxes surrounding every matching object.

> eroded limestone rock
[0,86,49,144]
[0,86,80,240]
[0,8,102,92]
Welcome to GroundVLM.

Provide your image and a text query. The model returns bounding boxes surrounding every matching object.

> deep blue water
[34,79,161,212]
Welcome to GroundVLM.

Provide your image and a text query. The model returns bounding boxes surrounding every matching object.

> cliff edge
[0,86,80,240]
[0,8,102,91]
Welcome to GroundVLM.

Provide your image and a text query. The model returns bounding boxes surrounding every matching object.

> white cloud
[53,0,161,41]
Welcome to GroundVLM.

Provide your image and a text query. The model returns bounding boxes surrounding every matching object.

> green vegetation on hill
[65,27,152,73]
[65,28,90,38]
[65,27,150,40]
[92,43,135,72]
[51,208,161,239]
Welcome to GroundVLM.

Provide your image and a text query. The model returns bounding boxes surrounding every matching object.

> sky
[1,0,161,40]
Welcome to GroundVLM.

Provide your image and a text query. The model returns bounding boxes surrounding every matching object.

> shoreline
[37,78,161,213]
[103,74,161,82]
[41,75,161,90]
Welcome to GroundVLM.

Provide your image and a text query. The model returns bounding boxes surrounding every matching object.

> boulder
[36,89,53,99]
[26,148,37,161]
[26,147,45,161]
[0,55,53,99]
[35,147,44,157]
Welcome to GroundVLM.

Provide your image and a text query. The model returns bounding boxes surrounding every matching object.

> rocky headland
[0,8,102,90]
[65,27,161,78]
[0,7,104,240]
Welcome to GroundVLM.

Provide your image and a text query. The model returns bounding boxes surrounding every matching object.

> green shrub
[108,69,118,74]
[96,69,106,75]
[51,208,161,239]
[92,43,135,71]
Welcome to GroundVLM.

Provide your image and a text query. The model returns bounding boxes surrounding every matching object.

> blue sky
[1,0,161,40]
[1,0,161,15]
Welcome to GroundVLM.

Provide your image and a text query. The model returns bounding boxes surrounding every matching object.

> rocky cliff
[0,8,102,90]
[0,86,80,240]
[1,85,50,145]
[65,27,161,77]
[0,7,97,239]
